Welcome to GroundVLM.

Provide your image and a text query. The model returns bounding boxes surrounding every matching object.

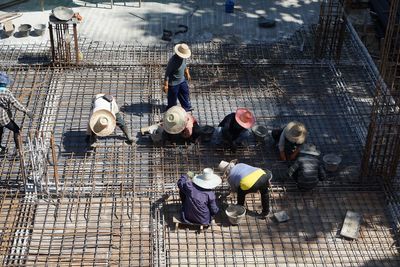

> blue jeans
[167,80,192,111]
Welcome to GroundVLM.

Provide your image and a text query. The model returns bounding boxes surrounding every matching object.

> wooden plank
[340,210,362,239]
[0,12,22,25]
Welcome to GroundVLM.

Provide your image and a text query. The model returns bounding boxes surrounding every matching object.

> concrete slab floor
[1,0,321,45]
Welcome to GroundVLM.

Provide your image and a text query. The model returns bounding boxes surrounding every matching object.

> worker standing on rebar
[271,121,307,161]
[162,106,201,143]
[86,94,133,149]
[219,160,272,218]
[177,168,221,225]
[163,43,193,112]
[287,144,325,191]
[214,108,255,151]
[0,72,33,155]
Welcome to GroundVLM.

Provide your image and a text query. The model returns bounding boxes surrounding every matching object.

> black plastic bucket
[18,24,32,37]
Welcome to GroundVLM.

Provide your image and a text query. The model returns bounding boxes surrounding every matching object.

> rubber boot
[121,126,134,145]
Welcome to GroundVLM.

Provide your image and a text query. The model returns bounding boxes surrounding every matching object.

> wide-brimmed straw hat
[163,106,187,134]
[174,43,191,59]
[52,6,74,21]
[89,110,116,137]
[284,121,307,144]
[218,160,236,173]
[0,72,11,86]
[192,168,222,189]
[300,143,320,156]
[235,108,255,129]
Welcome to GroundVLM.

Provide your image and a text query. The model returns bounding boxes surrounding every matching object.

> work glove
[27,111,34,119]
[163,84,168,94]
[186,171,195,179]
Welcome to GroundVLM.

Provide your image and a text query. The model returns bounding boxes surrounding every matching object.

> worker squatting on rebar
[271,121,308,161]
[177,168,222,225]
[85,94,133,150]
[219,160,272,218]
[0,72,33,156]
[287,143,326,192]
[162,106,201,143]
[163,43,193,112]
[212,108,256,152]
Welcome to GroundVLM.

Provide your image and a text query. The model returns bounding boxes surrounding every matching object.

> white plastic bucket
[225,205,246,225]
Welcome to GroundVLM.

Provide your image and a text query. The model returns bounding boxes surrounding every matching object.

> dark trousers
[271,128,283,143]
[237,174,270,213]
[167,80,192,111]
[0,120,21,149]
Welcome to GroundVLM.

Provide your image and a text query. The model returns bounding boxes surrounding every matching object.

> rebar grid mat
[0,25,368,68]
[164,191,398,266]
[0,25,399,265]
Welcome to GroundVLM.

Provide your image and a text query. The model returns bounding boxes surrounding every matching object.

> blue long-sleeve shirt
[177,175,219,225]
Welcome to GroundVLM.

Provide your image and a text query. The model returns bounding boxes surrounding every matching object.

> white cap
[218,160,236,173]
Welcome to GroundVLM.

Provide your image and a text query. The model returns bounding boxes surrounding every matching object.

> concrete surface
[0,0,321,45]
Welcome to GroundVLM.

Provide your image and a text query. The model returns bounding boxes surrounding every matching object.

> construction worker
[0,72,33,155]
[162,106,201,143]
[177,168,221,225]
[163,43,193,112]
[219,160,272,218]
[214,108,255,150]
[271,121,307,161]
[288,144,326,191]
[86,94,133,149]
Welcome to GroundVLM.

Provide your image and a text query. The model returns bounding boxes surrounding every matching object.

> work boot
[121,126,134,145]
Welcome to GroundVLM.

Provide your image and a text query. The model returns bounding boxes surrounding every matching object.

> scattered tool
[189,5,199,17]
[340,210,362,239]
[162,24,189,41]
[258,16,276,28]
[129,12,145,21]
[162,29,173,41]
[270,184,290,222]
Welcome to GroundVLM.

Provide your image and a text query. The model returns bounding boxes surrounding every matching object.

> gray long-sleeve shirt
[164,54,187,86]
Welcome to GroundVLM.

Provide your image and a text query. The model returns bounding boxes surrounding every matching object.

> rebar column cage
[361,0,400,181]
[314,0,347,60]
[48,16,80,66]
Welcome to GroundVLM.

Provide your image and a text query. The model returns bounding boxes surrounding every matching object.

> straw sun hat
[163,106,188,134]
[218,160,236,173]
[174,43,191,59]
[192,168,222,189]
[284,121,307,145]
[235,108,255,129]
[89,110,116,137]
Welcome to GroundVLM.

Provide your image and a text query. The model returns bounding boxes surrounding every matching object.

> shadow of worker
[62,130,91,157]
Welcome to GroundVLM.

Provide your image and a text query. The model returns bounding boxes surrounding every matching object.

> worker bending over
[271,121,307,161]
[0,72,33,156]
[219,160,272,218]
[86,94,133,149]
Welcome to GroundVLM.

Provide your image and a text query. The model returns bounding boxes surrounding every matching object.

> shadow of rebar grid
[0,23,400,266]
